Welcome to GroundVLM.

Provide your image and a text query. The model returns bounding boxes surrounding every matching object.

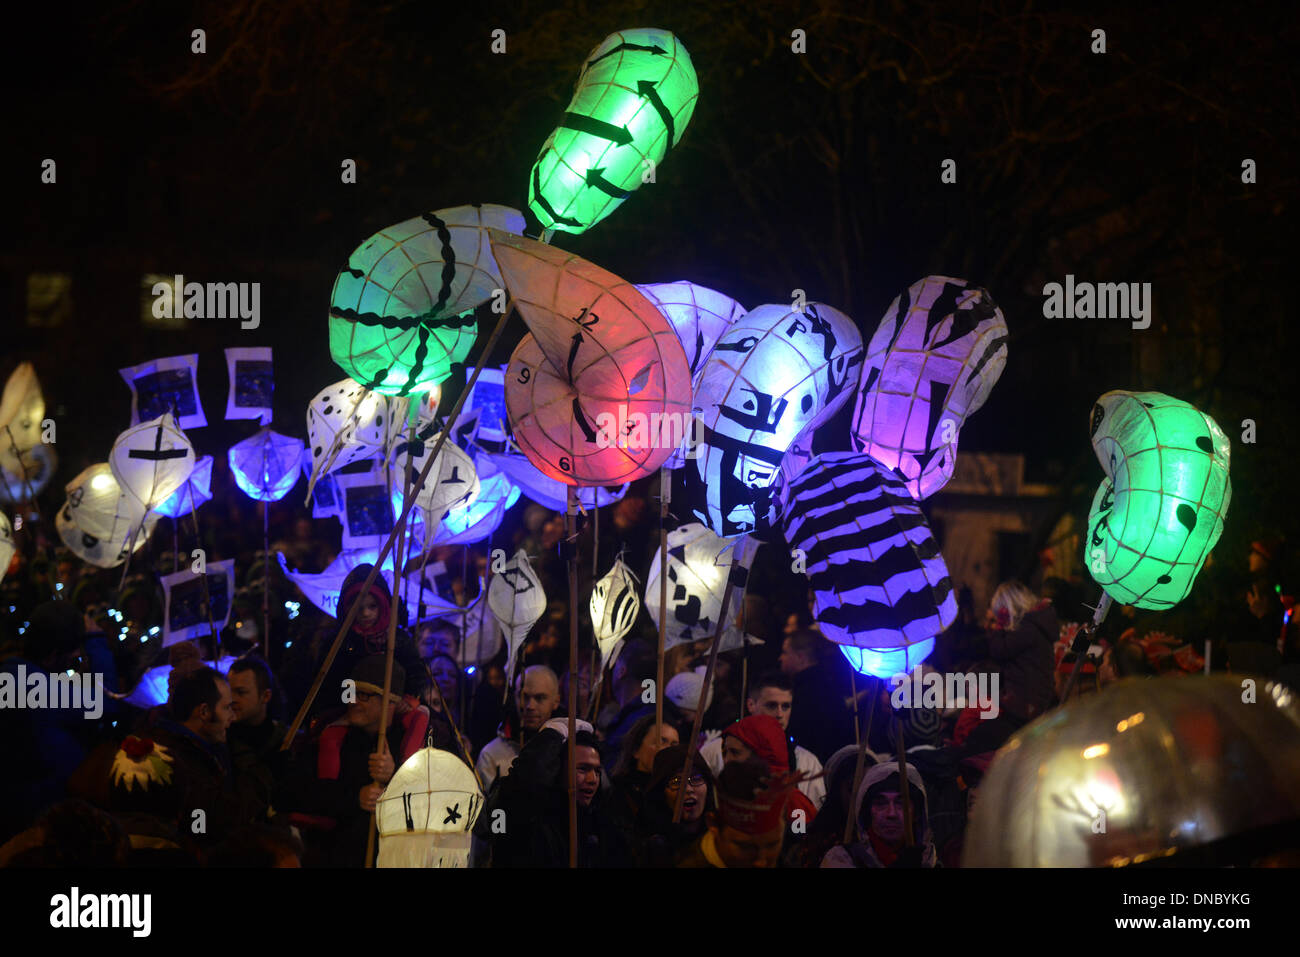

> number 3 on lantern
[517,367,531,384]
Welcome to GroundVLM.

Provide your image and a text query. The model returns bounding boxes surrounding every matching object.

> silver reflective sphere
[963,675,1300,867]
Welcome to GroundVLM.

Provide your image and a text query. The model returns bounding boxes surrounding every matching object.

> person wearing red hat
[676,759,790,868]
[715,714,818,826]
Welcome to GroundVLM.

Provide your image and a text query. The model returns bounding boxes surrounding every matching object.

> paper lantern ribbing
[57,498,157,569]
[487,548,547,681]
[644,524,759,650]
[389,425,479,532]
[782,452,956,678]
[377,747,483,868]
[432,458,518,546]
[0,512,13,585]
[229,428,306,502]
[329,204,524,396]
[1085,391,1231,609]
[109,415,196,512]
[851,276,1008,500]
[529,28,698,235]
[590,557,640,673]
[155,455,214,519]
[686,302,863,536]
[481,451,626,512]
[491,231,692,485]
[636,281,747,380]
[0,443,56,506]
[65,464,145,542]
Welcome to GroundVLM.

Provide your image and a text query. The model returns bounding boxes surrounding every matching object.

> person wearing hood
[821,761,939,868]
[712,714,818,827]
[800,743,881,867]
[634,744,714,866]
[312,564,427,715]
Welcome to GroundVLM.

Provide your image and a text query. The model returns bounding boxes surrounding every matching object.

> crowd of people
[1,481,1296,868]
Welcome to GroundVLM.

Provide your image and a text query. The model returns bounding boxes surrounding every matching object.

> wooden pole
[655,469,669,739]
[896,720,915,849]
[365,412,416,867]
[262,499,270,660]
[566,485,579,868]
[844,674,877,846]
[281,299,516,749]
[671,580,735,824]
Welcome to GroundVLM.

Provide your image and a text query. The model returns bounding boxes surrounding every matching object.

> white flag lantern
[0,443,57,506]
[224,346,274,424]
[491,230,693,486]
[686,302,863,537]
[590,557,640,675]
[782,452,957,679]
[644,524,760,650]
[110,414,196,511]
[119,354,206,430]
[57,497,157,569]
[329,204,523,397]
[488,548,546,680]
[0,512,14,585]
[229,428,305,502]
[377,747,484,868]
[155,455,214,519]
[851,276,1008,500]
[0,362,45,459]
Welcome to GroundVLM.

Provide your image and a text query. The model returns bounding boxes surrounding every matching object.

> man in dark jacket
[275,656,429,866]
[479,718,633,867]
[227,655,287,825]
[778,629,855,762]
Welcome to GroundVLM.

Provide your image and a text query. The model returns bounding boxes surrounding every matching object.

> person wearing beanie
[275,655,430,866]
[676,759,790,868]
[636,744,715,866]
[665,667,713,728]
[821,761,938,868]
[308,564,428,716]
[698,671,826,809]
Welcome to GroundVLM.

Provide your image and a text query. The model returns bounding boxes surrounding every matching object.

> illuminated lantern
[529,28,698,235]
[782,452,956,679]
[644,523,759,650]
[224,346,274,424]
[0,443,56,506]
[686,302,863,536]
[432,457,517,546]
[851,276,1008,500]
[389,423,479,534]
[636,281,746,381]
[229,428,305,502]
[480,450,626,512]
[422,586,505,670]
[119,354,206,430]
[377,747,483,868]
[492,231,692,485]
[0,363,45,467]
[110,414,196,512]
[329,204,526,396]
[487,548,546,680]
[65,464,145,542]
[1085,391,1230,609]
[306,378,414,499]
[460,366,509,452]
[0,511,13,585]
[57,497,157,569]
[590,557,640,674]
[963,675,1300,867]
[161,559,235,645]
[754,435,814,539]
[155,455,214,519]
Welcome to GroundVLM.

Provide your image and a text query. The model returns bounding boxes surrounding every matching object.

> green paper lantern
[1085,391,1230,609]
[329,204,524,396]
[529,28,698,235]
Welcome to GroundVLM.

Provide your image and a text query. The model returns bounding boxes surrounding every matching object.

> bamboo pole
[655,469,669,739]
[896,721,915,849]
[566,484,579,868]
[844,674,877,846]
[281,299,516,749]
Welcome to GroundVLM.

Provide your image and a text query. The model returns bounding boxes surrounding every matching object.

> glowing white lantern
[109,414,196,511]
[65,464,144,542]
[0,443,57,506]
[487,548,546,680]
[0,363,45,460]
[685,302,863,536]
[155,455,214,519]
[377,747,484,868]
[229,428,305,502]
[590,557,641,674]
[644,523,759,649]
[851,276,1008,500]
[57,497,157,569]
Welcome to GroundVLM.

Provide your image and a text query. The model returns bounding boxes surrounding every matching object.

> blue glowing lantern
[155,455,214,518]
[782,451,956,678]
[229,428,305,502]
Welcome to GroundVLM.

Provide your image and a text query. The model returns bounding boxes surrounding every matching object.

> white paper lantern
[229,428,305,502]
[0,443,57,506]
[389,425,479,537]
[306,378,407,501]
[155,455,214,519]
[57,497,157,569]
[851,276,1008,500]
[0,362,45,458]
[685,302,863,536]
[644,524,759,650]
[487,548,546,680]
[65,464,145,542]
[590,557,641,674]
[377,747,484,868]
[110,414,196,511]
